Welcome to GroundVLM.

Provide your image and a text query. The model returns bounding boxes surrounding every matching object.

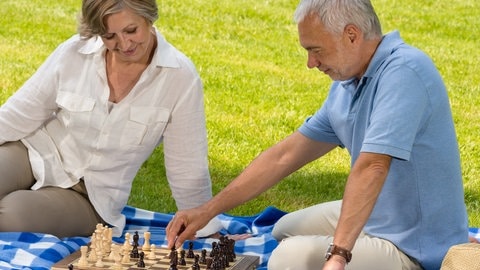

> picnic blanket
[0,205,287,270]
[0,206,479,270]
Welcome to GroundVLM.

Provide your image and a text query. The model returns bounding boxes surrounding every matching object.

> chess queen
[0,0,221,238]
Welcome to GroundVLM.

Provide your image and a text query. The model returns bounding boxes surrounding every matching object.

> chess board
[52,244,259,270]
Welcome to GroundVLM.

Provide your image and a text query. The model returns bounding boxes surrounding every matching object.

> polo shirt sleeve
[361,64,430,161]
[298,95,343,146]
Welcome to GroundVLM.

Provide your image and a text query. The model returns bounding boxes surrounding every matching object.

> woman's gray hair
[294,0,382,40]
[78,0,158,39]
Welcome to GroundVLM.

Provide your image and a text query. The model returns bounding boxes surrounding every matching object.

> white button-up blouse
[0,29,221,236]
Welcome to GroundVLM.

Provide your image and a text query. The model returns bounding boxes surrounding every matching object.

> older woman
[0,0,220,238]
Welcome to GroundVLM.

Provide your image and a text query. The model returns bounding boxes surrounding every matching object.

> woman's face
[101,8,155,64]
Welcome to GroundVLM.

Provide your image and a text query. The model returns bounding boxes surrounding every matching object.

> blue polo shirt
[299,31,468,270]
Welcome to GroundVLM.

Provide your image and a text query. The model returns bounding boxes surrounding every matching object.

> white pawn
[95,242,104,267]
[108,243,116,260]
[112,245,122,270]
[77,246,89,267]
[123,232,131,251]
[88,241,97,262]
[121,247,131,263]
[148,244,156,260]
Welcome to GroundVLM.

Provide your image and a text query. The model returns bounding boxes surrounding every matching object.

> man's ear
[344,24,360,43]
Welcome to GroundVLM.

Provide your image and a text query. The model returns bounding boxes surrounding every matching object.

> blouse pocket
[55,91,95,129]
[121,106,170,146]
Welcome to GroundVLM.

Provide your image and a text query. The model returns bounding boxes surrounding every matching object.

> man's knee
[268,235,330,270]
[271,213,293,241]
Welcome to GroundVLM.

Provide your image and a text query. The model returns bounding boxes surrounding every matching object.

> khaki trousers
[0,141,103,238]
[268,200,423,270]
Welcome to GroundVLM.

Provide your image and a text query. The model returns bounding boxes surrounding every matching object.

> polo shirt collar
[363,30,404,78]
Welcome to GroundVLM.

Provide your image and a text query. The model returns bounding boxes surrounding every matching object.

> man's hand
[166,207,211,249]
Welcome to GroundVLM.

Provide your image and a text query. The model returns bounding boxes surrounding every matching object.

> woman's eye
[126,28,137,34]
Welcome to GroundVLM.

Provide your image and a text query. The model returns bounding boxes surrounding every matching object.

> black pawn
[199,249,207,264]
[205,257,213,270]
[191,254,200,270]
[187,242,195,258]
[137,252,146,267]
[179,249,187,265]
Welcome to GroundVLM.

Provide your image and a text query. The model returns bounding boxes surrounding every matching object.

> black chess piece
[192,254,201,270]
[169,246,176,259]
[205,257,213,270]
[130,244,139,258]
[179,249,187,265]
[210,242,217,257]
[187,241,195,258]
[68,264,74,270]
[133,231,140,246]
[199,249,207,264]
[137,252,146,267]
[169,252,178,270]
[130,231,140,258]
[169,262,178,270]
[170,249,178,264]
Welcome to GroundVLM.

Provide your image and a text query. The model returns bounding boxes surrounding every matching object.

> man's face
[298,14,361,81]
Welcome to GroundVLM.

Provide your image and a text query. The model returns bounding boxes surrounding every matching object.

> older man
[166,1,469,269]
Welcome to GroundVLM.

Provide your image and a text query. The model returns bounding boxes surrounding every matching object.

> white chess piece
[88,240,97,262]
[148,244,156,260]
[142,231,151,252]
[95,241,104,267]
[112,245,122,270]
[77,246,89,267]
[123,232,131,251]
[108,243,116,260]
[121,247,131,263]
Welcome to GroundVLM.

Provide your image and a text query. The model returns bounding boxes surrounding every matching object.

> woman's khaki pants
[0,141,103,238]
[268,200,423,270]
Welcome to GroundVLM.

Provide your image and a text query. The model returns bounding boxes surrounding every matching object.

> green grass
[1,0,479,226]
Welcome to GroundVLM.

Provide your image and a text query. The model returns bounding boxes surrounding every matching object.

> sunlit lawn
[1,0,479,226]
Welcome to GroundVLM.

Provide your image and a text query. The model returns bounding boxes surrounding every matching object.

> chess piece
[169,249,178,270]
[123,232,131,251]
[210,242,217,257]
[130,231,140,258]
[178,249,186,265]
[95,243,104,267]
[88,238,97,262]
[137,252,146,267]
[192,254,201,270]
[148,244,156,260]
[111,245,122,270]
[206,257,213,270]
[77,246,89,267]
[108,243,116,260]
[142,231,151,252]
[199,249,207,264]
[133,231,140,246]
[121,247,131,263]
[187,242,195,258]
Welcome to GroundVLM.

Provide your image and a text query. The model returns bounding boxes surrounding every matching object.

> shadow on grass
[129,145,349,216]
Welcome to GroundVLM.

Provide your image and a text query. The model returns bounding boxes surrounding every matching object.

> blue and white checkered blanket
[1,206,479,270]
[0,205,287,270]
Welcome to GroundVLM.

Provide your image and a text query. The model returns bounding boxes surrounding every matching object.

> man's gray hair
[294,0,382,40]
